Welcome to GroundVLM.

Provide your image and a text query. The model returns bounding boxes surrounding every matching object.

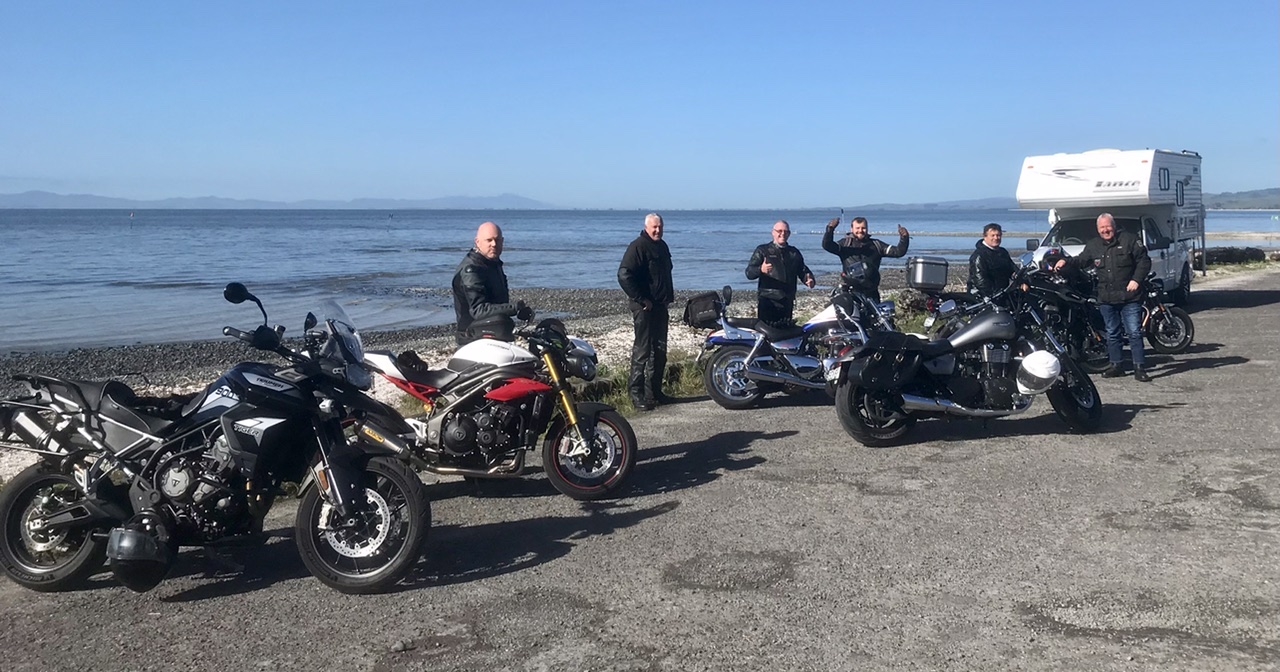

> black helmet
[106,511,175,593]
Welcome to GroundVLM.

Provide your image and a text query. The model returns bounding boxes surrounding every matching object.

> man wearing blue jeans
[1054,213,1152,382]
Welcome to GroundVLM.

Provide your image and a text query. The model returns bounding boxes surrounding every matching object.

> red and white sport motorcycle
[356,318,637,500]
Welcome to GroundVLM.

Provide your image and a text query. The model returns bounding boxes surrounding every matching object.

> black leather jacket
[452,250,517,337]
[1067,231,1151,304]
[746,242,812,301]
[967,241,1018,298]
[617,232,674,310]
[821,228,909,292]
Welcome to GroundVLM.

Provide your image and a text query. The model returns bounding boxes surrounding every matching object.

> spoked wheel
[295,457,429,594]
[1146,306,1194,354]
[703,345,763,409]
[834,381,915,447]
[0,465,107,592]
[1046,358,1103,433]
[542,409,638,500]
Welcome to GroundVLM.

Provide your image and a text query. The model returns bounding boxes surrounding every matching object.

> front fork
[544,353,592,457]
[309,414,367,519]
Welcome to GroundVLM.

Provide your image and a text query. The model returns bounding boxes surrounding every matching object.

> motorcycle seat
[13,374,177,435]
[921,340,954,359]
[757,322,807,341]
[403,367,461,390]
[725,316,758,330]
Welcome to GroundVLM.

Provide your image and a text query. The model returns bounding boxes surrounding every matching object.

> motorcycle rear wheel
[1046,359,1103,433]
[295,456,430,594]
[703,345,763,409]
[542,409,637,500]
[1146,306,1194,354]
[834,381,915,447]
[0,465,107,592]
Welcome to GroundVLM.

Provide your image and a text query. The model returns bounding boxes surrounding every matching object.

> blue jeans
[1097,301,1145,369]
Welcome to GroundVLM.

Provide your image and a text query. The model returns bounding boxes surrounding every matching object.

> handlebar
[223,326,252,342]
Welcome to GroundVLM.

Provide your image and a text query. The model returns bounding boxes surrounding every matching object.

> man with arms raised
[822,216,909,303]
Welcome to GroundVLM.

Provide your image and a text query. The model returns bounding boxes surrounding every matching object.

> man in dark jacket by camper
[452,221,532,345]
[1054,212,1153,382]
[746,220,815,326]
[618,213,675,410]
[967,222,1018,298]
[822,216,910,303]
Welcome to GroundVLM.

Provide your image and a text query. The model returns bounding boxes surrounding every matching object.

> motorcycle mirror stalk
[224,282,269,325]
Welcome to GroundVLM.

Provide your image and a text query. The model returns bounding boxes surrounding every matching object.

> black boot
[1102,365,1124,378]
[1133,367,1151,382]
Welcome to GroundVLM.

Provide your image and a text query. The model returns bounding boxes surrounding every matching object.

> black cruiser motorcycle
[0,283,429,594]
[831,268,1103,446]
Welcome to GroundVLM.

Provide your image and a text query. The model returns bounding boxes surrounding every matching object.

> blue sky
[2,1,1276,209]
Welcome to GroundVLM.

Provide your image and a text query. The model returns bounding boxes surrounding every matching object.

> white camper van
[1016,148,1205,305]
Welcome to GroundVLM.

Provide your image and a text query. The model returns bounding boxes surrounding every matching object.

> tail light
[925,296,939,313]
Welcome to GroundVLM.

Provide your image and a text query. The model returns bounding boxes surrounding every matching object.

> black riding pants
[629,303,669,401]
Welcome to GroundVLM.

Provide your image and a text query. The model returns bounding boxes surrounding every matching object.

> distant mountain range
[0,188,1275,210]
[0,191,556,210]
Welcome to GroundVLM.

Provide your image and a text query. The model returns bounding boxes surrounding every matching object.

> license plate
[825,367,841,382]
[923,315,936,328]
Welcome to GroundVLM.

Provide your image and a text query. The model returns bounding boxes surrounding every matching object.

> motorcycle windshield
[315,299,365,366]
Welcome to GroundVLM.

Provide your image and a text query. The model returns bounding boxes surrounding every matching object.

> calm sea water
[1,208,1277,351]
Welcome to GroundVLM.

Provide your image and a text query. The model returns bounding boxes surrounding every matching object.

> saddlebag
[682,292,722,329]
[857,331,924,390]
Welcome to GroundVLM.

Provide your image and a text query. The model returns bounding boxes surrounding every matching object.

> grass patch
[1206,260,1277,275]
[592,350,707,416]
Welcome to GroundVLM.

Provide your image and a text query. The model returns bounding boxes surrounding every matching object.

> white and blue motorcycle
[687,284,897,409]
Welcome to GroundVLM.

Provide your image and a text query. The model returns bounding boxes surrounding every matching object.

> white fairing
[805,305,838,328]
[452,339,537,367]
[363,351,405,380]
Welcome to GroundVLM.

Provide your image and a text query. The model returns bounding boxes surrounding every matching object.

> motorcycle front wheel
[542,409,637,500]
[295,456,430,595]
[0,465,108,592]
[1146,306,1194,354]
[1046,358,1103,433]
[703,345,763,409]
[834,381,915,447]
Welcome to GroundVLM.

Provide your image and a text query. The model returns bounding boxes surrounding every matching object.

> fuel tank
[948,308,1017,351]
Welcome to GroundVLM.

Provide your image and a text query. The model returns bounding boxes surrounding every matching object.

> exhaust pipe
[742,365,827,390]
[900,393,1032,418]
[428,452,527,479]
[5,410,70,455]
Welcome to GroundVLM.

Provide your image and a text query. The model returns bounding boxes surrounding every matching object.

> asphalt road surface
[2,269,1278,671]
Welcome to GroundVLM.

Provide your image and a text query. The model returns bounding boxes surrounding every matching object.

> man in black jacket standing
[618,213,675,410]
[1054,213,1153,382]
[822,216,909,302]
[967,223,1018,298]
[452,221,531,345]
[746,220,815,326]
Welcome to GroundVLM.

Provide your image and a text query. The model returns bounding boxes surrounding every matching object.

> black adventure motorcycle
[831,267,1104,446]
[0,283,430,594]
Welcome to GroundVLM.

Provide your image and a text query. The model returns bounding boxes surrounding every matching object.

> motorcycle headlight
[567,355,597,381]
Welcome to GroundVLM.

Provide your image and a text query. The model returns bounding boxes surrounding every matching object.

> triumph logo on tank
[244,372,292,392]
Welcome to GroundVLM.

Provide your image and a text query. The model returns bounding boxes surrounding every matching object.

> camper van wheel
[1169,265,1192,306]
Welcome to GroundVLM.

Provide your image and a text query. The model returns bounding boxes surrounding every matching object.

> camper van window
[1143,218,1171,250]
[1046,218,1140,247]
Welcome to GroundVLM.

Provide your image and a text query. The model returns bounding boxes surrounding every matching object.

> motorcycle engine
[442,402,521,456]
[953,343,1018,410]
[155,433,247,542]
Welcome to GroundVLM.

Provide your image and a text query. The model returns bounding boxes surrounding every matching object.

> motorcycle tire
[1075,334,1112,374]
[294,456,430,595]
[834,381,915,447]
[1146,306,1194,354]
[1046,358,1103,433]
[0,464,108,592]
[703,345,763,409]
[542,409,637,501]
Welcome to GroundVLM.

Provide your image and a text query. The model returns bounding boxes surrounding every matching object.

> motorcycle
[691,283,896,409]
[0,283,430,594]
[358,316,637,501]
[1140,272,1195,354]
[831,267,1103,446]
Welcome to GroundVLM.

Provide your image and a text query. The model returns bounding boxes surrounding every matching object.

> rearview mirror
[224,282,253,304]
[721,285,733,306]
[1026,239,1039,251]
[304,312,318,332]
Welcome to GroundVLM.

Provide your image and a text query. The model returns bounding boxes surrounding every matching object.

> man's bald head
[476,221,503,260]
